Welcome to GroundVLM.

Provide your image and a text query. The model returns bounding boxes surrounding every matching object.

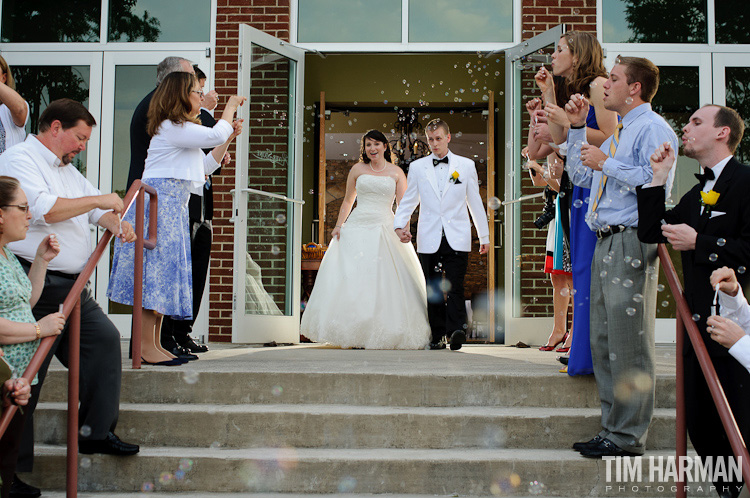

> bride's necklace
[369,160,387,173]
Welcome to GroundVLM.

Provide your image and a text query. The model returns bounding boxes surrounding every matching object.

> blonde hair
[0,55,16,90]
[146,72,200,137]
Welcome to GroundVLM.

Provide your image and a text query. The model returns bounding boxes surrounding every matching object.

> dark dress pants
[161,220,212,347]
[17,274,122,472]
[685,348,750,498]
[0,410,25,498]
[418,235,469,343]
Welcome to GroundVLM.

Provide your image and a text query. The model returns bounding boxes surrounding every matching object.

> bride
[301,129,431,349]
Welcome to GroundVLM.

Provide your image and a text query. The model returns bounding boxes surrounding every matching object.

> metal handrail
[658,244,750,498]
[0,180,156,497]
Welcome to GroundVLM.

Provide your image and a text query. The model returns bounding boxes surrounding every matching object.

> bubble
[631,259,642,268]
[271,385,283,396]
[657,284,665,292]
[175,470,186,480]
[709,253,718,262]
[506,140,513,149]
[661,300,670,308]
[600,270,608,278]
[141,482,155,492]
[80,457,92,469]
[179,458,194,471]
[383,100,388,104]
[692,314,701,321]
[275,213,286,224]
[573,199,583,208]
[560,288,570,297]
[210,441,221,449]
[609,352,618,361]
[739,266,747,274]
[623,256,632,264]
[488,196,501,210]
[159,472,173,484]
[626,307,636,316]
[623,279,634,288]
[402,79,406,84]
[584,196,591,204]
[632,293,644,303]
[79,425,92,438]
[717,238,726,247]
[439,279,453,293]
[625,97,634,105]
[182,371,199,385]
[603,255,613,264]
[338,476,357,493]
[528,480,547,495]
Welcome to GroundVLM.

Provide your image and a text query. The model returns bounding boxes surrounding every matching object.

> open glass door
[502,26,566,345]
[233,25,305,343]
[712,53,750,163]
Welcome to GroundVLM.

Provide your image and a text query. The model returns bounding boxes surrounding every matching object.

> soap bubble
[271,246,281,255]
[631,259,642,268]
[717,238,726,247]
[709,253,718,262]
[573,199,583,208]
[612,277,621,285]
[623,279,634,288]
[632,293,644,303]
[625,97,634,104]
[739,266,747,274]
[275,213,286,224]
[692,314,700,321]
[182,371,199,384]
[79,425,92,438]
[626,307,636,316]
[488,196,501,210]
[661,300,670,308]
[657,284,665,292]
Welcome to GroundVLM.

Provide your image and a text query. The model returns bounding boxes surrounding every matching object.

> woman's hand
[549,155,564,180]
[532,123,553,144]
[3,377,31,408]
[35,234,60,263]
[38,312,65,338]
[543,103,569,127]
[331,226,342,241]
[229,119,244,139]
[706,315,746,349]
[534,66,554,95]
[526,98,542,117]
[710,267,740,297]
[226,95,247,110]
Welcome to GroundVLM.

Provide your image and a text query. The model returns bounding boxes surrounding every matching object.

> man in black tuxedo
[637,105,750,498]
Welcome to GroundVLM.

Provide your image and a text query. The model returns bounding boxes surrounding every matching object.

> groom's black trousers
[419,235,469,343]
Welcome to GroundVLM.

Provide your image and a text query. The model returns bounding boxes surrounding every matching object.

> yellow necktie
[591,122,623,213]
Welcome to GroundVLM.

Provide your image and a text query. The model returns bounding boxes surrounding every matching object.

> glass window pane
[715,2,750,44]
[14,65,91,175]
[1,0,100,42]
[108,0,211,42]
[297,0,401,43]
[725,67,750,164]
[602,0,707,43]
[409,0,512,43]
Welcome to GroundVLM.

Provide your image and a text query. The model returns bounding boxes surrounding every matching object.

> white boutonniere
[449,170,462,185]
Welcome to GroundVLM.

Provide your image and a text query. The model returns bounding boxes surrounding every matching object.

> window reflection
[715,2,750,44]
[725,67,750,164]
[409,0,512,43]
[297,0,401,43]
[1,0,100,42]
[602,0,707,43]
[108,0,210,42]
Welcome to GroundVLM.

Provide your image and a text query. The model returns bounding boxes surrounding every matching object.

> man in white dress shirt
[394,118,489,351]
[0,99,140,494]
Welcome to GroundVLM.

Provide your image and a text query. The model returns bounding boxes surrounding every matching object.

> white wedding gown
[301,174,431,349]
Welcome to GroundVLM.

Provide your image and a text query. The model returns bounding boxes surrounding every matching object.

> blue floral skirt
[108,178,193,319]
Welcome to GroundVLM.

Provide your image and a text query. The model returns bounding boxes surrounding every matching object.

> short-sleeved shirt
[0,101,29,154]
[0,247,39,384]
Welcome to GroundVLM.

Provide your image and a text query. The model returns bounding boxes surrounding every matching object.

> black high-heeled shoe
[141,357,186,366]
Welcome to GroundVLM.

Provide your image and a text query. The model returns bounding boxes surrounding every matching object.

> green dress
[0,247,39,384]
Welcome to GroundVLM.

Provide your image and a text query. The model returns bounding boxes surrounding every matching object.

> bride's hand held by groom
[395,227,412,243]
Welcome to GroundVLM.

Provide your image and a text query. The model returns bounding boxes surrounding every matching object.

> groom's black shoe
[429,342,446,350]
[450,330,466,351]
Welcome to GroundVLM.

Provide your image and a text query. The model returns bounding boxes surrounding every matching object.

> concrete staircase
[22,345,702,497]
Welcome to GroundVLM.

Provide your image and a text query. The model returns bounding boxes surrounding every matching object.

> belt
[595,224,630,240]
[19,258,80,281]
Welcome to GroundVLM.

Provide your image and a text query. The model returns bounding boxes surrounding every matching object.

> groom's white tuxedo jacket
[394,151,490,254]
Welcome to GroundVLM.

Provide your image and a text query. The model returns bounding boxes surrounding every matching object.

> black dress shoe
[580,438,639,458]
[181,338,209,353]
[429,342,446,350]
[169,345,198,361]
[449,330,466,351]
[79,431,139,456]
[572,434,603,452]
[557,355,569,366]
[10,475,41,498]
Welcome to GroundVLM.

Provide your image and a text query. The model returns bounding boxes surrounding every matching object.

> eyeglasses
[191,90,204,97]
[1,204,30,213]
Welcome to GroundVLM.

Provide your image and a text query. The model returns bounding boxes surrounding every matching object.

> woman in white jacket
[108,71,244,365]
[707,266,750,372]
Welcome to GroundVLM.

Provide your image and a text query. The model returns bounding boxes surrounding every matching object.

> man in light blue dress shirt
[564,56,678,458]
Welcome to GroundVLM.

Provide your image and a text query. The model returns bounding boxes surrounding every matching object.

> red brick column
[210,0,290,341]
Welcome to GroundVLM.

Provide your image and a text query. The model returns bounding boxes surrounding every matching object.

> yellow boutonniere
[449,170,462,184]
[700,190,720,206]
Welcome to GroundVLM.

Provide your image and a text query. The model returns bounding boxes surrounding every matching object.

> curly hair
[146,72,200,137]
[560,31,608,98]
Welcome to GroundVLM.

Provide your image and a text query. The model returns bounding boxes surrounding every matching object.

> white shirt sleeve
[203,151,221,175]
[718,286,750,331]
[728,335,750,373]
[5,157,57,226]
[159,120,233,149]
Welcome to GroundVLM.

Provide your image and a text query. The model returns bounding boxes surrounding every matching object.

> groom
[394,118,490,350]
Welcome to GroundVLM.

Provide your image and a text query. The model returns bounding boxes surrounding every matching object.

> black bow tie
[695,167,715,187]
[433,156,449,167]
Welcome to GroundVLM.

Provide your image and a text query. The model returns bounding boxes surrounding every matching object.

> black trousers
[0,409,25,498]
[418,235,469,343]
[161,221,212,348]
[17,274,122,473]
[685,347,750,498]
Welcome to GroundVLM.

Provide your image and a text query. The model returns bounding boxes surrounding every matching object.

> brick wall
[518,0,596,318]
[211,0,291,341]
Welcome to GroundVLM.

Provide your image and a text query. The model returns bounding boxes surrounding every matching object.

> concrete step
[30,446,713,497]
[38,370,677,408]
[34,403,678,451]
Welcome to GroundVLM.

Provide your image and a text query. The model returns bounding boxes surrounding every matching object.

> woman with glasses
[0,55,29,155]
[108,72,245,365]
[0,175,65,498]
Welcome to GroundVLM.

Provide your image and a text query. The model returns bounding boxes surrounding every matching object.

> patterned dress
[0,247,40,383]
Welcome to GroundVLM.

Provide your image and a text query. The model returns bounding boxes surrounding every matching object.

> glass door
[98,50,209,337]
[712,53,750,164]
[233,25,305,343]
